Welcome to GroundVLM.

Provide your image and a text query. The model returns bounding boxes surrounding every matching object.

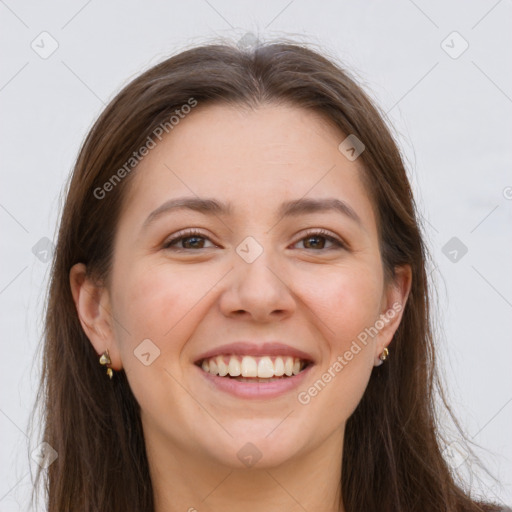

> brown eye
[294,229,345,251]
[162,229,346,252]
[163,230,215,250]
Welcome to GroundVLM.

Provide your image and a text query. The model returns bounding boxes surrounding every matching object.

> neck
[147,426,345,512]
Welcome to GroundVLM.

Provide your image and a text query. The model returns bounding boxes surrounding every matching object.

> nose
[218,247,296,323]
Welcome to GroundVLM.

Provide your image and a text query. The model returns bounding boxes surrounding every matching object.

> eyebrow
[141,196,363,231]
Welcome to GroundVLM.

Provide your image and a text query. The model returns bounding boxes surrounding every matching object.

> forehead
[120,103,377,233]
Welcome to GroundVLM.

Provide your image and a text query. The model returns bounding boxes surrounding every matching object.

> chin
[200,426,310,470]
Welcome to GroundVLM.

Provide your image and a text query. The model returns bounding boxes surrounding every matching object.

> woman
[29,39,507,511]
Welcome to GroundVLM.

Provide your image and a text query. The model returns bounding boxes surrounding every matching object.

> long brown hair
[29,38,503,511]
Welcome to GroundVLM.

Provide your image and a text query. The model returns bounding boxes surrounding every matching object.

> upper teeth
[200,355,306,378]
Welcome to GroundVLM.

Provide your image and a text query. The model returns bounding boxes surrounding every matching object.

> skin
[70,103,412,512]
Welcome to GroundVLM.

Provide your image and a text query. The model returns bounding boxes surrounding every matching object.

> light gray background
[1,1,511,510]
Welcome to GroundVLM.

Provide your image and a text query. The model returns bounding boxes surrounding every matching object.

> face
[72,103,411,471]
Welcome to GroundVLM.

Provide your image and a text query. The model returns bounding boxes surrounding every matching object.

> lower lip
[195,364,313,399]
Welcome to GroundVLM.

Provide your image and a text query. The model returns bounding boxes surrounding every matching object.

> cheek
[111,261,220,363]
[114,266,179,338]
[110,262,209,418]
[295,265,380,409]
[303,262,383,347]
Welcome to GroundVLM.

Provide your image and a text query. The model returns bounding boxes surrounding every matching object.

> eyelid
[162,227,348,251]
[162,228,217,249]
[295,228,347,250]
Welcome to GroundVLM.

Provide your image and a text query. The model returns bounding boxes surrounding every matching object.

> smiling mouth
[196,354,312,381]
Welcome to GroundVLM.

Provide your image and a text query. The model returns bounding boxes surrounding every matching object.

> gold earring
[379,347,389,362]
[99,349,114,379]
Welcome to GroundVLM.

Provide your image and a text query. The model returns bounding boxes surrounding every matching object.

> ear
[373,264,412,366]
[69,263,122,370]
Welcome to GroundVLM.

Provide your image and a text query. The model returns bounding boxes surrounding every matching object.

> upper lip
[194,341,316,365]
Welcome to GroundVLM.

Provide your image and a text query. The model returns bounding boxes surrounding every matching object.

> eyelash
[162,228,346,252]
